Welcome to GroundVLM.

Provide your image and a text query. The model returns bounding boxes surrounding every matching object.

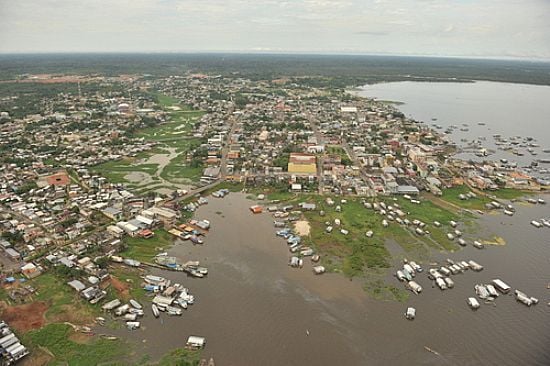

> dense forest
[0,53,550,86]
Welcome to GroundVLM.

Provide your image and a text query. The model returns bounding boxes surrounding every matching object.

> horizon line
[1,50,550,63]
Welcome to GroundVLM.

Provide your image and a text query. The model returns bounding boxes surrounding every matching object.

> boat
[403,264,415,276]
[538,198,546,204]
[429,268,442,279]
[503,210,514,216]
[152,304,160,318]
[405,307,416,320]
[468,260,484,271]
[444,277,455,289]
[457,238,467,246]
[409,261,422,272]
[492,279,511,293]
[436,277,447,290]
[473,241,484,249]
[313,265,326,275]
[126,321,140,330]
[167,306,182,316]
[515,290,533,306]
[396,270,406,282]
[486,284,499,297]
[129,299,142,310]
[408,281,422,294]
[468,297,480,310]
[531,220,542,228]
[446,233,454,240]
[475,284,490,299]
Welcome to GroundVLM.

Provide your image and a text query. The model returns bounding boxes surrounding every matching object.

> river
[108,192,550,366]
[358,81,550,180]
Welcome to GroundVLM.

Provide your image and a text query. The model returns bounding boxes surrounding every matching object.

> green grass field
[32,272,99,322]
[440,185,493,210]
[24,323,127,366]
[91,160,159,184]
[297,195,462,277]
[121,229,174,262]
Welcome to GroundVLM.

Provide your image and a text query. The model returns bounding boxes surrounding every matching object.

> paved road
[308,113,325,195]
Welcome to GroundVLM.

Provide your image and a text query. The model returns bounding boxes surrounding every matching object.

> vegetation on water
[440,185,493,210]
[121,229,174,262]
[23,323,127,366]
[91,160,159,185]
[155,348,201,366]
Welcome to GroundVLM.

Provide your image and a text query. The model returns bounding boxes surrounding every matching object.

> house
[396,185,420,195]
[4,248,20,261]
[21,263,41,279]
[299,203,316,211]
[102,207,123,221]
[67,279,86,292]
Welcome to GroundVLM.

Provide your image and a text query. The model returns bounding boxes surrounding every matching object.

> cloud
[355,31,389,36]
[0,0,549,59]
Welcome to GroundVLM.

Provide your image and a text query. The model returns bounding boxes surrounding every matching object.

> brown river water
[109,193,550,366]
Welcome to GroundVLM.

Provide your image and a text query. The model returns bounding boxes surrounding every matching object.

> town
[0,70,548,365]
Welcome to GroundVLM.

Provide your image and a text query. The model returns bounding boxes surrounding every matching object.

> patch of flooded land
[108,192,550,365]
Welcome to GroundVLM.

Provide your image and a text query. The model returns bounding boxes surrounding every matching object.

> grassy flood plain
[90,93,206,190]
[247,184,532,301]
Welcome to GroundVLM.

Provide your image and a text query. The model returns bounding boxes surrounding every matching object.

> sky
[1,0,549,59]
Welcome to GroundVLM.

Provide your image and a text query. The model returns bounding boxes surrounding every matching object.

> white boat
[538,199,546,204]
[126,321,140,330]
[457,238,467,246]
[396,270,406,281]
[468,297,480,310]
[402,269,413,281]
[403,264,415,276]
[129,299,142,310]
[429,268,442,279]
[515,290,533,306]
[486,284,499,297]
[475,284,490,299]
[503,210,514,216]
[167,306,182,316]
[405,307,416,320]
[152,304,160,318]
[408,281,422,294]
[531,220,542,228]
[444,277,455,289]
[468,260,484,271]
[409,261,422,272]
[313,265,326,275]
[473,241,484,249]
[446,233,455,240]
[492,279,511,293]
[123,313,137,321]
[436,278,447,290]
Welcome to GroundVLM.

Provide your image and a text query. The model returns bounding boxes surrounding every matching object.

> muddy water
[111,193,550,365]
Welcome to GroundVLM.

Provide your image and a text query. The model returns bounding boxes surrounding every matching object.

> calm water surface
[108,193,550,366]
[359,81,550,179]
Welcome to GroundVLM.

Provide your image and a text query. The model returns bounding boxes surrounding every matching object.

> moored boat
[152,304,160,318]
[468,297,480,310]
